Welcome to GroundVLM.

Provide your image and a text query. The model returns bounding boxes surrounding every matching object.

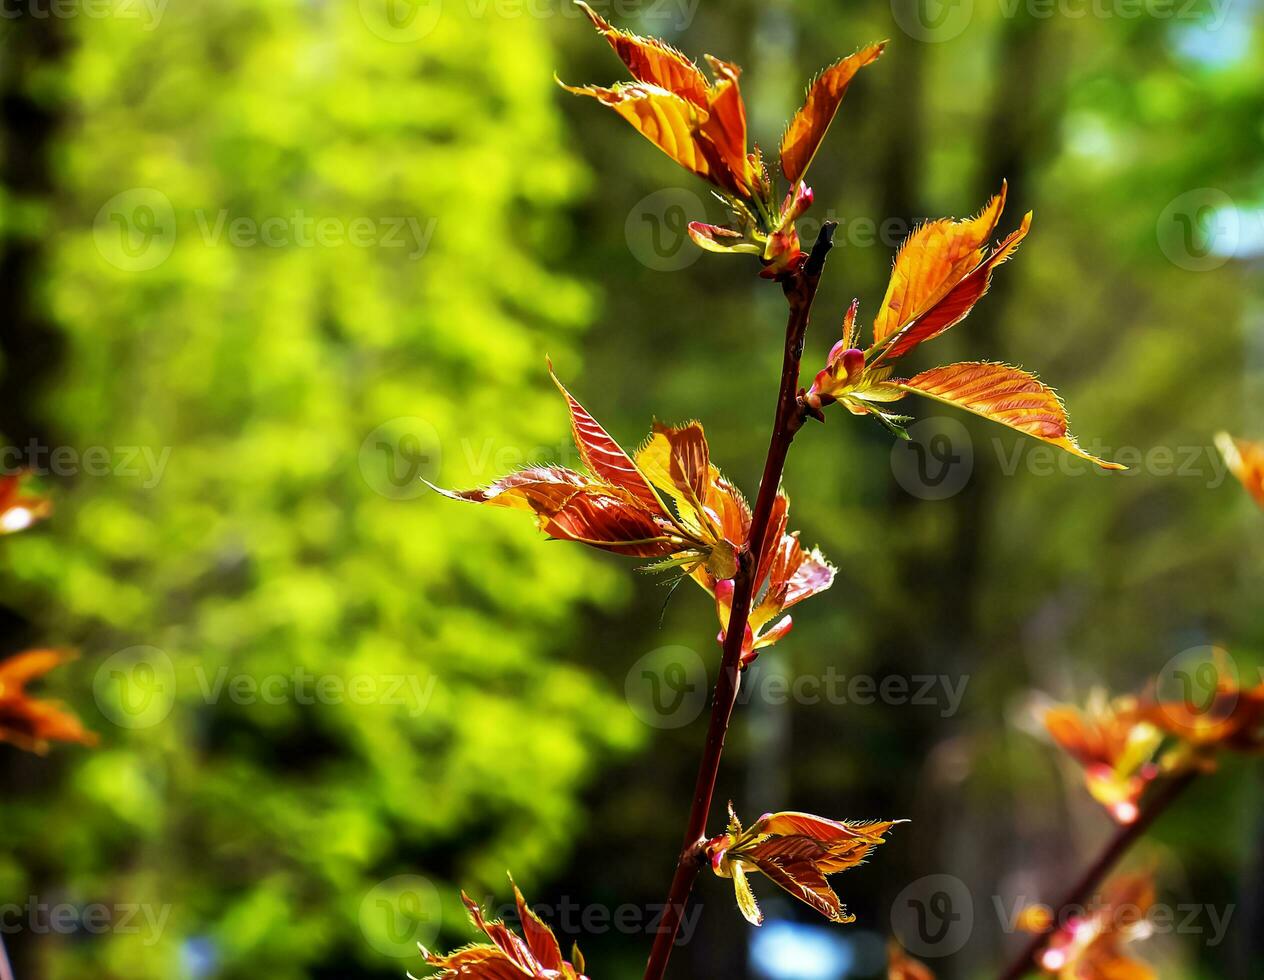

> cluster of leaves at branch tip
[418,2,1157,974]
[558,2,1124,467]
[704,804,904,927]
[1043,650,1264,827]
[431,367,834,667]
[557,1,883,279]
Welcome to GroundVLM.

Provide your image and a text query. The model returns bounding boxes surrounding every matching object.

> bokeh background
[1,0,1262,977]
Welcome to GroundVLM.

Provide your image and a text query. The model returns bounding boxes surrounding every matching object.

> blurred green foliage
[1,0,1262,978]
[0,2,641,977]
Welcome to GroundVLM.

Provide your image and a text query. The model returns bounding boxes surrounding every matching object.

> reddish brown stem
[642,225,837,980]
[0,933,14,980]
[996,769,1199,980]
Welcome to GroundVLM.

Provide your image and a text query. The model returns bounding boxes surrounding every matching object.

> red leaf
[549,364,666,515]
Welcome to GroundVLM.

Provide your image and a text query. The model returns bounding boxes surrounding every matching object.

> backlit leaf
[780,43,886,184]
[700,55,752,194]
[557,81,724,188]
[878,211,1031,363]
[872,186,1009,348]
[634,421,712,528]
[731,862,763,926]
[575,0,708,106]
[549,364,665,514]
[707,806,903,927]
[899,362,1125,470]
[421,884,589,979]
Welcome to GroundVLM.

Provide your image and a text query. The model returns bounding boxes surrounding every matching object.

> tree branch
[642,224,837,980]
[996,770,1199,980]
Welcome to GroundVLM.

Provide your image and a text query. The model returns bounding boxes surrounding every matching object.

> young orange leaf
[429,469,676,557]
[419,879,590,979]
[705,804,905,926]
[876,211,1031,364]
[0,650,97,754]
[699,55,753,194]
[575,0,708,107]
[556,81,731,191]
[550,365,665,514]
[779,43,886,185]
[633,422,711,527]
[433,369,752,580]
[871,185,1010,350]
[1216,431,1264,508]
[898,362,1125,470]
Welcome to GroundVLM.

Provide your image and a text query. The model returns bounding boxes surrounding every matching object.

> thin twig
[642,224,837,980]
[996,770,1199,980]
